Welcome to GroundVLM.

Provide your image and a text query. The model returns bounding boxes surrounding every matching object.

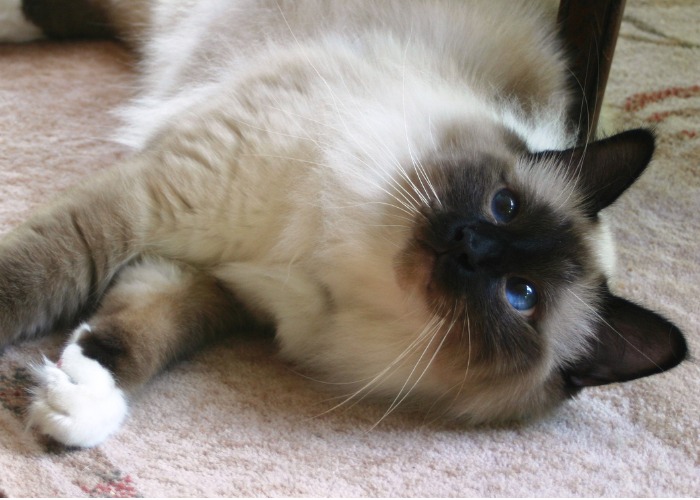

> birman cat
[0,0,687,447]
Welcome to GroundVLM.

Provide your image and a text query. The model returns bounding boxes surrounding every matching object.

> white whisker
[313,315,445,417]
[371,307,458,429]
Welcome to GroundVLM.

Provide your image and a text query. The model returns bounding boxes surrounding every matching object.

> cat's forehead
[425,149,586,221]
[511,153,586,218]
[510,152,613,275]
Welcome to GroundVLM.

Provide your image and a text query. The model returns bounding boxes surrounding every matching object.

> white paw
[27,328,127,447]
[0,0,44,42]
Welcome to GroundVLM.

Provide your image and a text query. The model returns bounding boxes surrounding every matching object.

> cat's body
[0,0,687,447]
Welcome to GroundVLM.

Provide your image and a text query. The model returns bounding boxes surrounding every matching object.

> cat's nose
[425,216,506,272]
[449,224,504,272]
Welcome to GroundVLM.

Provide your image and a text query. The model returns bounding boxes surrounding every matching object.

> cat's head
[298,126,687,424]
[381,127,687,422]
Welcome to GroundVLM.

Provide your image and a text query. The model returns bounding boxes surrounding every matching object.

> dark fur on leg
[75,258,266,392]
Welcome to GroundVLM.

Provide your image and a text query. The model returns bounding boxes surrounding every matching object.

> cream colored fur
[1,0,648,447]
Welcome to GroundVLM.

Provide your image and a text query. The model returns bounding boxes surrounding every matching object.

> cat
[0,0,687,448]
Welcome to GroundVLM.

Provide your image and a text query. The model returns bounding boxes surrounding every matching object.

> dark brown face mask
[417,128,686,394]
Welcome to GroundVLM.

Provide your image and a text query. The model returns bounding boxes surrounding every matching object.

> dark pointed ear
[565,291,688,388]
[533,129,655,216]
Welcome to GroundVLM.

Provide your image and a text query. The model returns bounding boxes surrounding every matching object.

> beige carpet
[0,1,698,496]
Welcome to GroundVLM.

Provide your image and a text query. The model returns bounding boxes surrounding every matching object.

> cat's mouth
[417,240,472,298]
[406,225,486,304]
[400,229,479,302]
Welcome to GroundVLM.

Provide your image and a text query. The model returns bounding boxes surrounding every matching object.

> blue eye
[505,277,538,314]
[491,188,519,223]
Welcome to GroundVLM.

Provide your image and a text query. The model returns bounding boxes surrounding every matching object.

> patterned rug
[0,1,698,496]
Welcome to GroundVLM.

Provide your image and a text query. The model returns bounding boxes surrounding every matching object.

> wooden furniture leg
[557,0,627,144]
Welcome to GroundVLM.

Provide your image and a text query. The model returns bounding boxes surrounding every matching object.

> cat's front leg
[0,163,151,347]
[27,256,256,447]
[0,152,209,347]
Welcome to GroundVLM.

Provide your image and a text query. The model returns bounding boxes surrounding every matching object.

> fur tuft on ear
[535,128,655,216]
[564,289,688,388]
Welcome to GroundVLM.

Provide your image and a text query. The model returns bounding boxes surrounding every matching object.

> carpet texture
[0,1,698,496]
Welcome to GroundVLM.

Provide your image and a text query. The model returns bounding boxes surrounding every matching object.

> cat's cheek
[394,243,435,295]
